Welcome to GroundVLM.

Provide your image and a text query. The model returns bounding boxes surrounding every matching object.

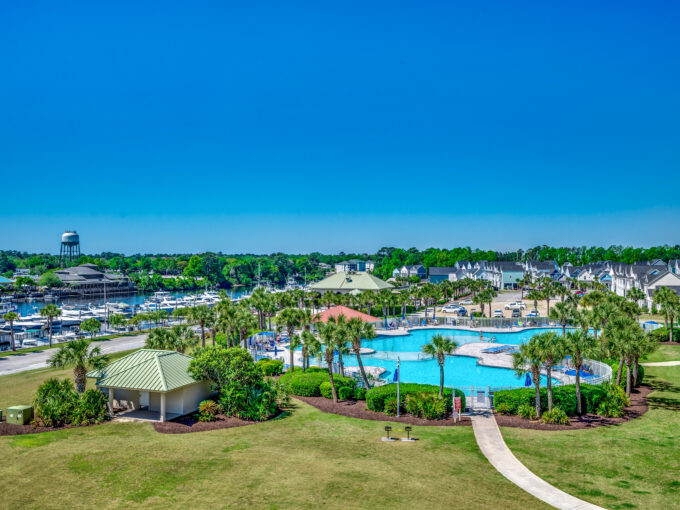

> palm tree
[422,334,458,397]
[276,308,302,371]
[549,301,576,336]
[249,287,270,329]
[146,324,198,353]
[317,319,339,403]
[48,338,109,393]
[541,285,555,316]
[513,337,544,418]
[332,314,350,376]
[605,314,637,386]
[654,286,679,342]
[300,330,321,371]
[40,304,61,348]
[473,291,487,317]
[525,290,542,315]
[187,305,213,348]
[535,331,565,411]
[235,304,257,349]
[564,329,596,414]
[3,312,19,351]
[346,318,376,388]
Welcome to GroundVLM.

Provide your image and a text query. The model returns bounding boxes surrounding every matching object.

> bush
[518,403,537,420]
[494,385,607,416]
[197,400,221,422]
[338,386,354,400]
[649,327,679,343]
[33,378,79,427]
[405,393,448,420]
[384,396,401,416]
[541,407,569,425]
[354,387,367,400]
[278,367,327,396]
[257,359,284,376]
[365,383,465,414]
[596,382,630,418]
[73,389,109,425]
[319,376,357,399]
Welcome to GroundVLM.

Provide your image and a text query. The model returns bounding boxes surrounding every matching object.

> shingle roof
[309,271,392,291]
[87,349,198,392]
[428,267,456,275]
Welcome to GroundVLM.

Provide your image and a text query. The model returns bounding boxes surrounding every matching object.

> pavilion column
[108,388,114,417]
[160,393,166,422]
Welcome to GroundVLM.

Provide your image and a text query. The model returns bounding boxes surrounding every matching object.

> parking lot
[440,289,553,318]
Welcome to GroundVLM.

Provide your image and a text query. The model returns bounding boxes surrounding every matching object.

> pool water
[325,327,563,388]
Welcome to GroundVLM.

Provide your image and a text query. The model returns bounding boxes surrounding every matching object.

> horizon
[2,2,680,252]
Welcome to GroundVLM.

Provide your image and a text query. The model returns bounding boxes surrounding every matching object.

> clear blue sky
[2,1,679,254]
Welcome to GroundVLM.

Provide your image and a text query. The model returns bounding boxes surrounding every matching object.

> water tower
[60,230,81,265]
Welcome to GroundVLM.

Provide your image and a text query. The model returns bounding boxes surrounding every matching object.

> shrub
[319,376,357,399]
[649,327,680,343]
[73,389,109,425]
[384,397,401,416]
[494,385,607,416]
[365,383,465,414]
[338,386,354,400]
[279,367,328,396]
[541,407,569,425]
[405,393,448,420]
[197,400,221,422]
[518,403,537,420]
[354,387,367,400]
[33,378,79,427]
[494,402,513,415]
[257,359,284,376]
[596,382,630,418]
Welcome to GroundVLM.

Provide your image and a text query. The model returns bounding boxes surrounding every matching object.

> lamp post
[396,356,401,418]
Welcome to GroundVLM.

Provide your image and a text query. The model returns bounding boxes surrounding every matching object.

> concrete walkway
[0,333,148,376]
[641,360,680,366]
[471,411,605,510]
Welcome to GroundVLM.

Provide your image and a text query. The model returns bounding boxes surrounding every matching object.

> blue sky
[2,1,679,254]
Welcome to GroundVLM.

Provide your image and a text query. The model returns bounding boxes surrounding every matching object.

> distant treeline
[1,245,679,288]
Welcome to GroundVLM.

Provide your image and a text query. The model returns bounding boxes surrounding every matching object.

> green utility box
[0,409,3,422]
[6,405,33,425]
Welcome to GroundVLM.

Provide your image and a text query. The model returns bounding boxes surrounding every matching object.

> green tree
[146,324,198,354]
[549,301,576,336]
[40,304,61,348]
[535,331,566,411]
[38,271,63,288]
[346,317,376,388]
[512,337,544,418]
[564,329,597,414]
[276,308,302,371]
[422,334,458,397]
[47,338,109,393]
[300,330,321,372]
[187,305,214,348]
[317,318,339,403]
[653,286,679,342]
[79,318,101,339]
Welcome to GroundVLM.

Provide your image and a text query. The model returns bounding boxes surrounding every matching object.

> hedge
[493,384,606,416]
[366,383,465,413]
[279,368,356,397]
[257,359,284,376]
[319,376,357,399]
[649,327,679,343]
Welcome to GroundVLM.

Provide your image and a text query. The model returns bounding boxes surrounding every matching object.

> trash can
[6,405,33,425]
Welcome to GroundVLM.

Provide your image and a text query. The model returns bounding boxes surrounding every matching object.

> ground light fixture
[382,426,396,442]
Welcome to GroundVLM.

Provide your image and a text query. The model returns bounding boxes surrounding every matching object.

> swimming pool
[333,327,563,388]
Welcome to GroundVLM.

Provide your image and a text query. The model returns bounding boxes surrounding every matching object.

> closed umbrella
[524,373,532,387]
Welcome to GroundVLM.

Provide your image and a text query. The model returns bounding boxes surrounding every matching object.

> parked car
[511,308,522,318]
[504,301,526,310]
[441,305,460,314]
[493,309,503,318]
[526,310,539,317]
[459,299,473,305]
[456,308,467,316]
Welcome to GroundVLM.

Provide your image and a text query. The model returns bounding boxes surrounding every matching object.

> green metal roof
[309,271,392,292]
[87,349,198,392]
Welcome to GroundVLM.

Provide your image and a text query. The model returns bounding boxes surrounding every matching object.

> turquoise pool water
[327,327,563,388]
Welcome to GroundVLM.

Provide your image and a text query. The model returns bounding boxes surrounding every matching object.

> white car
[504,302,526,310]
[493,309,503,318]
[441,305,461,314]
[459,299,473,305]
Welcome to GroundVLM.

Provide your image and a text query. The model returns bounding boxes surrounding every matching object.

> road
[0,333,148,377]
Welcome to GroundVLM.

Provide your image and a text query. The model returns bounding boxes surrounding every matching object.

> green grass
[642,344,680,363]
[502,350,680,510]
[0,331,141,357]
[0,400,549,509]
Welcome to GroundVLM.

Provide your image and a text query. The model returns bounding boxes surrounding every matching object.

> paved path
[0,333,148,376]
[641,360,680,367]
[471,411,605,510]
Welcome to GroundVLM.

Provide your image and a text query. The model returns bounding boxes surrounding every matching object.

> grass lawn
[642,344,680,363]
[502,353,680,510]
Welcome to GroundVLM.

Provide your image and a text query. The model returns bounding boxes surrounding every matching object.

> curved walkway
[470,411,605,510]
[641,360,680,367]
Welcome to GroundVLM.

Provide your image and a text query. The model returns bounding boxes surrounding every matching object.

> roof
[0,275,13,284]
[314,305,380,323]
[87,349,198,392]
[309,271,392,291]
[428,267,456,275]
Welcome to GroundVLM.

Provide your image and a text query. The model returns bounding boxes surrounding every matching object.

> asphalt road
[0,333,148,377]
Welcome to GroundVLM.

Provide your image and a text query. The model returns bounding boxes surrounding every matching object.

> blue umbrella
[524,373,532,387]
[393,366,399,382]
[274,345,278,356]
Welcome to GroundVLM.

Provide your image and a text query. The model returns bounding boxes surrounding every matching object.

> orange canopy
[314,305,380,323]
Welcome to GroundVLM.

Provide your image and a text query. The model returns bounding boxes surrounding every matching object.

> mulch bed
[153,413,262,434]
[0,417,96,437]
[295,385,651,431]
[494,384,651,431]
[295,396,471,426]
